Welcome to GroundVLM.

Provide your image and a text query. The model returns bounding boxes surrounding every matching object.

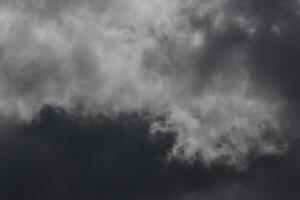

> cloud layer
[0,108,298,200]
[0,0,292,168]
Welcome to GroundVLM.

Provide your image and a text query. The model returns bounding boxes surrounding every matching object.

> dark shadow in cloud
[240,0,300,102]
[184,0,300,98]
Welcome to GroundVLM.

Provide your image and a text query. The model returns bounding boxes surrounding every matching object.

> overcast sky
[0,0,299,199]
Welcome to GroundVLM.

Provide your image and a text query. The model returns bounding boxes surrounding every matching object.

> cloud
[0,108,298,200]
[0,0,294,168]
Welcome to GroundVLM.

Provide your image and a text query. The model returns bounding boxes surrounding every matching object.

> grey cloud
[0,0,293,168]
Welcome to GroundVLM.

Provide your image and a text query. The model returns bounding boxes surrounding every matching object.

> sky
[0,0,299,199]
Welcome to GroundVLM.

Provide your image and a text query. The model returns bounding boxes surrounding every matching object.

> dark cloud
[183,0,300,97]
[0,105,299,199]
[0,0,300,199]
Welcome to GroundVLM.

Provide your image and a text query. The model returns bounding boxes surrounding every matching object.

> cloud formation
[0,0,291,168]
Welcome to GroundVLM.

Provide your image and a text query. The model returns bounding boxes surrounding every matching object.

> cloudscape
[0,0,299,199]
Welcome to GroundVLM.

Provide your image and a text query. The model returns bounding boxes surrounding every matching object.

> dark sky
[0,0,300,199]
[0,106,299,200]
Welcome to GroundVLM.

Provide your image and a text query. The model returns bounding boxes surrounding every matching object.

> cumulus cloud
[0,0,290,168]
